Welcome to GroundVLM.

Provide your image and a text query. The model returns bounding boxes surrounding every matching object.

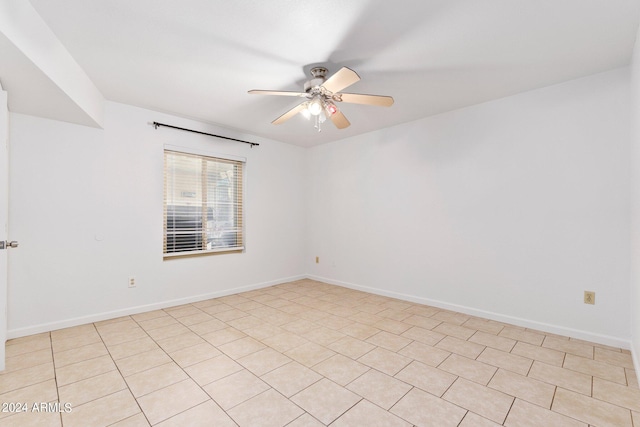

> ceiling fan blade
[272,102,307,125]
[335,93,394,107]
[248,90,307,97]
[321,67,360,94]
[329,110,350,129]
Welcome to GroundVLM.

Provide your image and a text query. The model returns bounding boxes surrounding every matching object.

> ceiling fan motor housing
[304,78,325,94]
[309,67,328,78]
[304,67,329,94]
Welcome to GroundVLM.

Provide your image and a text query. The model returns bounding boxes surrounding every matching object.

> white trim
[633,342,640,386]
[306,274,632,350]
[164,144,246,163]
[163,246,245,258]
[6,275,305,339]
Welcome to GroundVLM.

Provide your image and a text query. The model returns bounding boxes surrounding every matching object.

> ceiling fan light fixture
[308,97,323,116]
[326,102,338,116]
[301,105,311,120]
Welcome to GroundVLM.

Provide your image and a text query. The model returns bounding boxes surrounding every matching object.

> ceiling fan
[248,67,394,131]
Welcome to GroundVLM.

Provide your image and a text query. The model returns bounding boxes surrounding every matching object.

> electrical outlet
[315,256,319,264]
[128,276,136,288]
[584,291,595,305]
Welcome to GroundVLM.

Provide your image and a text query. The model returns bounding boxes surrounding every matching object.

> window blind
[163,150,244,257]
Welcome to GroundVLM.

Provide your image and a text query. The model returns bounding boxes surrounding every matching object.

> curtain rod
[152,121,259,147]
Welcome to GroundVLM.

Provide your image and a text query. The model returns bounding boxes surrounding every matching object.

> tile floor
[0,279,639,426]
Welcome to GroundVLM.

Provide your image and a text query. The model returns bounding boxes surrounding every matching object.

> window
[163,149,244,257]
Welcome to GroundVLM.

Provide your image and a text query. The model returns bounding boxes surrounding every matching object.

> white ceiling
[8,0,640,146]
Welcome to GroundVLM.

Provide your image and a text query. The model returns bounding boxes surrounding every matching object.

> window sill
[163,247,244,260]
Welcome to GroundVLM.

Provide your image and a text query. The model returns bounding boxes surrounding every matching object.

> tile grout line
[52,332,63,427]
[502,393,517,425]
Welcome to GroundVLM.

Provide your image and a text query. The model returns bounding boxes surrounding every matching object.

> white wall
[7,101,306,337]
[307,67,632,347]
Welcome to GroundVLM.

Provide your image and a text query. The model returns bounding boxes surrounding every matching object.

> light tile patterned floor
[1,279,639,426]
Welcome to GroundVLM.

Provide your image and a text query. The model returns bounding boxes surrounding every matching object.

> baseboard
[9,272,632,351]
[7,274,306,339]
[631,341,640,384]
[307,274,632,350]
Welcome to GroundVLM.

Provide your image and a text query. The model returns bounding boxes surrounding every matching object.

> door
[0,86,8,370]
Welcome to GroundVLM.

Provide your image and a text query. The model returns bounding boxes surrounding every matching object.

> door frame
[0,85,9,370]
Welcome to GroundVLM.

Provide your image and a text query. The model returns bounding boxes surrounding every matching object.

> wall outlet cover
[584,291,595,305]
